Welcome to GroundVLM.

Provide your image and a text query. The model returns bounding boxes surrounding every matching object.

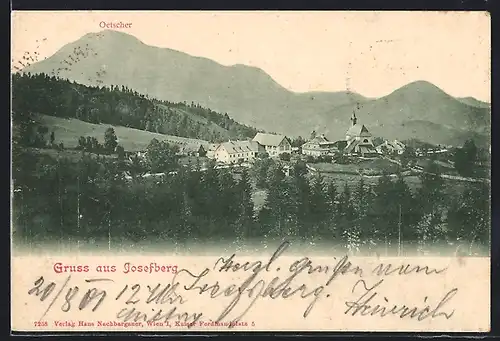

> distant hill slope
[20,30,490,147]
[12,72,258,144]
[38,115,207,152]
[456,96,491,109]
[19,30,368,136]
[317,81,491,147]
[369,120,490,147]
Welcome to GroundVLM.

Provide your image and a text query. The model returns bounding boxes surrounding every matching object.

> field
[38,115,209,152]
[318,172,471,196]
[309,158,401,175]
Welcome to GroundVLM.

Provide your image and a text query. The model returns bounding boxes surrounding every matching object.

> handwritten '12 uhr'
[27,241,457,329]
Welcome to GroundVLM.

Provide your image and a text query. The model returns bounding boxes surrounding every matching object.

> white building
[213,140,265,164]
[252,133,291,157]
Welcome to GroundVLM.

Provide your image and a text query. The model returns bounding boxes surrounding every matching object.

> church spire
[351,111,357,126]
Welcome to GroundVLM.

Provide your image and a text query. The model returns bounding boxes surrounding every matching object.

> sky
[11,11,491,102]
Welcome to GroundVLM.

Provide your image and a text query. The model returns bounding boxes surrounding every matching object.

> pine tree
[418,161,445,213]
[416,212,434,255]
[263,163,288,238]
[339,184,360,254]
[372,173,397,253]
[353,178,375,251]
[447,182,490,255]
[309,172,329,240]
[250,157,274,189]
[323,182,340,240]
[236,169,255,240]
[454,139,478,177]
[217,169,239,238]
[104,127,118,153]
[392,174,420,251]
[291,160,311,238]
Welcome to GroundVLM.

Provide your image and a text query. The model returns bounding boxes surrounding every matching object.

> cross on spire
[351,111,357,126]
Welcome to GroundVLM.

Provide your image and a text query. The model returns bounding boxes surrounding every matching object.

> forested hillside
[12,73,259,144]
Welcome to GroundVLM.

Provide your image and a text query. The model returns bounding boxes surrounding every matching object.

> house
[301,134,340,157]
[376,140,406,155]
[178,143,207,157]
[343,112,378,157]
[213,140,265,164]
[252,133,291,157]
[205,143,219,159]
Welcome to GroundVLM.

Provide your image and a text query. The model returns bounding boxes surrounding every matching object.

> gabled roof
[392,140,406,149]
[179,143,205,153]
[314,134,330,143]
[346,124,371,137]
[252,133,287,146]
[217,140,261,154]
[302,134,332,148]
[377,140,405,151]
[344,138,377,154]
[205,143,219,152]
[311,135,332,144]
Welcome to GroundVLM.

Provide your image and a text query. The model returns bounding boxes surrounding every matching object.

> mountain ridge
[19,29,491,147]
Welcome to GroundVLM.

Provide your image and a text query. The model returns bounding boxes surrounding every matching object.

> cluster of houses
[201,112,404,164]
[206,132,292,164]
[299,112,399,159]
[131,112,455,166]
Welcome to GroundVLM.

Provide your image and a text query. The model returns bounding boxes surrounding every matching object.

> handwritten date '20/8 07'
[26,241,457,328]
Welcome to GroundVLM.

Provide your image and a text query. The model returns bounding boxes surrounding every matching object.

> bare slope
[39,115,209,152]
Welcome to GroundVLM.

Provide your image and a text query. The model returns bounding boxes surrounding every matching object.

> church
[343,112,378,157]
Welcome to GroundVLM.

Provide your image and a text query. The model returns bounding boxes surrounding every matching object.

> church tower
[350,111,357,126]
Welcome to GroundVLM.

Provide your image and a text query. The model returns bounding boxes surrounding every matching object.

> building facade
[301,134,339,157]
[213,140,265,164]
[178,143,207,157]
[252,133,291,157]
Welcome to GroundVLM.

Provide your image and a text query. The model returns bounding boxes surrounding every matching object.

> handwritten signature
[26,241,456,329]
[345,279,457,320]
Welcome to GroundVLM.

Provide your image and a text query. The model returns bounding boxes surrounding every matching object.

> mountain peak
[400,80,445,92]
[388,79,451,99]
[82,30,143,44]
[18,31,489,147]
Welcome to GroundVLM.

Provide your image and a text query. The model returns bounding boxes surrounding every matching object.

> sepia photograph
[10,11,491,332]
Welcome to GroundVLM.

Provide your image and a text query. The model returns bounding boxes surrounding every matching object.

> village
[125,111,472,183]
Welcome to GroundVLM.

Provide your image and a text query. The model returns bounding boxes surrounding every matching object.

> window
[363,139,369,143]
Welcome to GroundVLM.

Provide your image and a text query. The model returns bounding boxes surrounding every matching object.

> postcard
[10,10,491,332]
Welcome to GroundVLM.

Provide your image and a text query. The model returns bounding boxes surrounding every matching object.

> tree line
[12,72,258,144]
[12,147,490,255]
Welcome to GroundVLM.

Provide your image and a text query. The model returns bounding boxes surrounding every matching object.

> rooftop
[346,124,371,138]
[253,132,287,146]
[218,140,261,154]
